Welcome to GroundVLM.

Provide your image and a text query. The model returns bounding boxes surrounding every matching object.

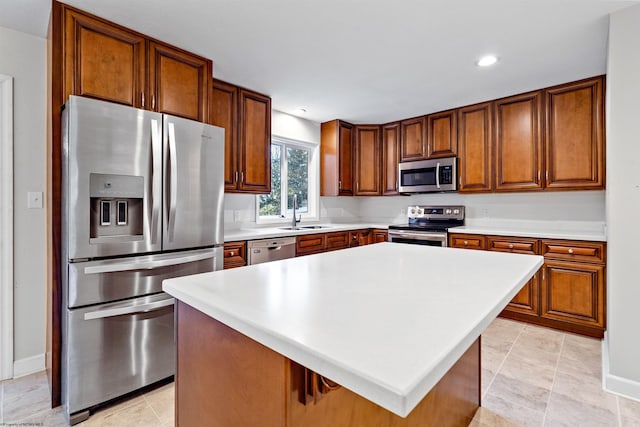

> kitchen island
[163,243,543,426]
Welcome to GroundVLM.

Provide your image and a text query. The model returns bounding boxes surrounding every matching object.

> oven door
[388,230,448,247]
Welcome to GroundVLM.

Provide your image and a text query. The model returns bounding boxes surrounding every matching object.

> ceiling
[1,0,637,124]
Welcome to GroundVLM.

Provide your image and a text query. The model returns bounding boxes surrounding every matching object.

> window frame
[255,135,319,224]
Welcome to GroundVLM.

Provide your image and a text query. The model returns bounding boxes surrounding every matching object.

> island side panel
[176,301,480,426]
[175,301,287,427]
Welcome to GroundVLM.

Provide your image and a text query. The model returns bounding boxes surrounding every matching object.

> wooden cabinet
[223,241,247,269]
[321,120,354,196]
[210,80,271,194]
[400,116,427,162]
[494,91,543,191]
[373,229,388,243]
[427,109,457,158]
[381,122,400,195]
[354,125,381,196]
[238,89,271,193]
[487,236,540,316]
[148,42,210,122]
[449,234,486,250]
[326,231,350,251]
[60,4,211,120]
[457,102,493,193]
[349,229,372,247]
[63,8,146,108]
[296,234,327,256]
[540,239,606,334]
[449,232,606,337]
[545,76,605,190]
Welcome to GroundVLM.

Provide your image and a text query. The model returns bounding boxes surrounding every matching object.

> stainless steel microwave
[398,157,457,193]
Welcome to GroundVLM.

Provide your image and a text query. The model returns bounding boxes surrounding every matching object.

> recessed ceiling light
[477,55,498,67]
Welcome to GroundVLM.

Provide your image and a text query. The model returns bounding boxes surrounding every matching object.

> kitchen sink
[278,225,332,231]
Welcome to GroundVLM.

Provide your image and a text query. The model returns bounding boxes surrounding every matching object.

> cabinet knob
[463,240,468,246]
[568,248,574,254]
[508,244,514,249]
[230,251,235,256]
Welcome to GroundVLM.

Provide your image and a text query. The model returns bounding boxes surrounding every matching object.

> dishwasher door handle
[268,246,283,251]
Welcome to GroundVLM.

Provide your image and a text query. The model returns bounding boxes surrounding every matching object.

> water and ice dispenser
[89,173,144,242]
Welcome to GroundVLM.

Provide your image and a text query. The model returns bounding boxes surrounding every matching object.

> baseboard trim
[602,334,640,402]
[13,353,45,378]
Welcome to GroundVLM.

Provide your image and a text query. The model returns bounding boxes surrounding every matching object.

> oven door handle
[388,231,448,241]
[84,297,175,320]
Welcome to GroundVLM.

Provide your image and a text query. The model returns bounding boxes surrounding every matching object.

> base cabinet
[450,233,606,337]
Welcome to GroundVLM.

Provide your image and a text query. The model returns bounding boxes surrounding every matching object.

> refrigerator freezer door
[162,115,224,250]
[63,96,163,260]
[67,247,222,308]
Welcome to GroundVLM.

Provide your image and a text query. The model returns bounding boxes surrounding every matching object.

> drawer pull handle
[568,248,574,254]
[508,244,514,249]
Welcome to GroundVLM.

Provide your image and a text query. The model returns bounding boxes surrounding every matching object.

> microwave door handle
[83,251,215,274]
[436,162,441,189]
[84,298,175,320]
[150,119,161,244]
[167,122,178,242]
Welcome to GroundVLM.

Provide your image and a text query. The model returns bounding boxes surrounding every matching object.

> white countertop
[163,243,543,417]
[450,219,606,242]
[224,223,388,242]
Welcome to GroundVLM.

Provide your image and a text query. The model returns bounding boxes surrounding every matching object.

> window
[257,136,318,223]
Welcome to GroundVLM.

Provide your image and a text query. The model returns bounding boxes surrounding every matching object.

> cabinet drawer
[326,232,349,251]
[487,237,538,254]
[373,229,388,243]
[224,241,246,269]
[449,234,486,250]
[542,240,605,264]
[296,234,326,256]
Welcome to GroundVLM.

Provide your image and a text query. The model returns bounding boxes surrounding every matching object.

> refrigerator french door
[61,96,224,424]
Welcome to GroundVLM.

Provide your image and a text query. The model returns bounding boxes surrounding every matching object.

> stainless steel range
[388,205,465,247]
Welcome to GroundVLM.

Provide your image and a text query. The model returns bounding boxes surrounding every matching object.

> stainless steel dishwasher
[247,236,297,265]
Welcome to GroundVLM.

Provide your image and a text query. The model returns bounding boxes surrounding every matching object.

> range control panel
[407,205,465,220]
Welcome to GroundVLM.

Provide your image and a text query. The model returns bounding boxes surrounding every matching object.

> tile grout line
[144,394,165,426]
[482,323,526,401]
[540,332,565,426]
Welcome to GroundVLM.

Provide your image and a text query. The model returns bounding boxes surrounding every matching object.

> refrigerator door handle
[167,122,178,242]
[83,251,215,275]
[151,119,162,244]
[84,298,175,320]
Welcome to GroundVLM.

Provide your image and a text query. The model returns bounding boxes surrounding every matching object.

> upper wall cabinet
[148,42,210,122]
[427,109,457,159]
[354,125,381,196]
[545,76,605,190]
[321,120,354,196]
[63,9,146,108]
[382,122,400,195]
[457,102,493,193]
[58,3,211,122]
[400,116,427,162]
[494,91,544,192]
[210,79,271,194]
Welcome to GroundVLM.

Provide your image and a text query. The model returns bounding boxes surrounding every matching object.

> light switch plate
[28,191,43,209]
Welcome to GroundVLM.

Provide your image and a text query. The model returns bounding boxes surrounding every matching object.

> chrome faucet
[292,194,301,229]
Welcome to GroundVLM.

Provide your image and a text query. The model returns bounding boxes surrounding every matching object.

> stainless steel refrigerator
[61,96,224,424]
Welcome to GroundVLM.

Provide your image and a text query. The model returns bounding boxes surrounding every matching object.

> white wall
[0,26,47,373]
[604,4,640,400]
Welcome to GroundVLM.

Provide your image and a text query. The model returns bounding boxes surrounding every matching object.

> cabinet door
[400,116,427,162]
[296,234,326,256]
[545,77,604,190]
[354,126,381,196]
[338,122,354,196]
[541,261,605,329]
[457,103,493,192]
[381,123,400,195]
[494,91,543,191]
[210,80,239,191]
[64,9,146,107]
[326,232,349,251]
[487,236,540,316]
[223,241,246,269]
[148,41,210,122]
[427,110,457,158]
[238,89,271,193]
[373,230,388,243]
[449,234,486,250]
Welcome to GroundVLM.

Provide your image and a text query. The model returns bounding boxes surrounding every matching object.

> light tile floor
[2,318,640,426]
